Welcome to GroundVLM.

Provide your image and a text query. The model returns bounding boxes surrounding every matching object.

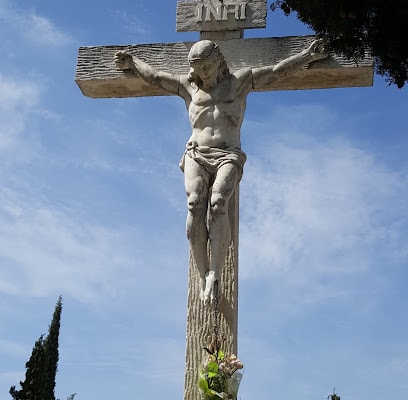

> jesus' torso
[180,69,253,149]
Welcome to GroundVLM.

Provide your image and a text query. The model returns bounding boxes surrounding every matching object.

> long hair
[187,40,230,89]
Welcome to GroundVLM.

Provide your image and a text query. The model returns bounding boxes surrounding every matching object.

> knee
[187,192,207,214]
[210,193,227,216]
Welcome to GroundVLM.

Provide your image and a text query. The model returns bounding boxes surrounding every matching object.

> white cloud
[0,0,72,47]
[239,104,408,306]
[0,73,44,164]
[0,339,30,359]
[0,73,39,111]
[109,9,151,37]
[0,180,189,312]
[0,187,138,303]
[27,13,73,47]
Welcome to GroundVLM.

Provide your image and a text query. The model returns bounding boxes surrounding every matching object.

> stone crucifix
[114,37,328,305]
[75,1,373,399]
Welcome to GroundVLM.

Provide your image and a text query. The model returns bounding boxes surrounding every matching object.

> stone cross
[75,2,373,399]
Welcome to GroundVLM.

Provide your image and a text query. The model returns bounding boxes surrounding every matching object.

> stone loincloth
[179,141,247,180]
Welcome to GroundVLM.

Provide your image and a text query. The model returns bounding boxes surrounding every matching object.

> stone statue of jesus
[114,39,326,305]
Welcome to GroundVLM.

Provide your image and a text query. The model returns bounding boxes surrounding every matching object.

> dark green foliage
[44,296,62,400]
[270,0,408,88]
[10,297,63,400]
[10,335,48,400]
[61,394,77,400]
[327,388,341,400]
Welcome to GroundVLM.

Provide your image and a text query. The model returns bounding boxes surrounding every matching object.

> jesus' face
[189,57,220,82]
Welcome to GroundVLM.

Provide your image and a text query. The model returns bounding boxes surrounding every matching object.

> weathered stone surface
[75,36,374,99]
[184,189,239,400]
[176,0,267,32]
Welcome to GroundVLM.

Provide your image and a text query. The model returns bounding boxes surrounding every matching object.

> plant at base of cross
[198,341,244,400]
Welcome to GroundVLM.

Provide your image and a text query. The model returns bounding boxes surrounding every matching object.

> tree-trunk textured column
[184,189,239,400]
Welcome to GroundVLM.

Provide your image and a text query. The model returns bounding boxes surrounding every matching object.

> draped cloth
[179,141,247,181]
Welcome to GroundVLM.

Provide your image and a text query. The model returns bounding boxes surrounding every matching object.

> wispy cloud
[26,13,73,46]
[0,73,39,111]
[0,73,42,156]
[109,9,151,37]
[0,0,73,46]
[0,179,188,312]
[0,187,138,303]
[240,104,408,307]
[0,339,30,359]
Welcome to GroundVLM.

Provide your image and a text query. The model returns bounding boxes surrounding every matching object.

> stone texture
[176,0,267,32]
[75,36,374,99]
[184,189,239,400]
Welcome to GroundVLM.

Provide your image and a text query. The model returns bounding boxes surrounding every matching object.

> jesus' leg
[204,163,239,304]
[184,156,210,301]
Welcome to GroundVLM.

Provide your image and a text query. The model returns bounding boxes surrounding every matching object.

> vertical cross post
[184,190,239,400]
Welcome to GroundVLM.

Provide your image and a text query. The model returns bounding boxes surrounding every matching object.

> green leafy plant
[198,347,244,400]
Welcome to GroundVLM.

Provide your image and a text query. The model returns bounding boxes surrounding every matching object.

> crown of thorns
[188,42,219,63]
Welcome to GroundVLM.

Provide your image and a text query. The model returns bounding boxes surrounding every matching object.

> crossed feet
[199,271,220,306]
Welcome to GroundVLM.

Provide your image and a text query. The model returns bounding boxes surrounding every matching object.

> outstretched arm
[252,39,327,88]
[114,51,180,95]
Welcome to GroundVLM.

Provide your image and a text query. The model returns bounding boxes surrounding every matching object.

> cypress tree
[10,297,63,400]
[44,296,63,400]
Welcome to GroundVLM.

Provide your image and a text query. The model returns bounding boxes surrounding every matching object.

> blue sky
[1,0,407,399]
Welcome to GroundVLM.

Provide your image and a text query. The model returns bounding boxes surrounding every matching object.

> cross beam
[75,35,374,99]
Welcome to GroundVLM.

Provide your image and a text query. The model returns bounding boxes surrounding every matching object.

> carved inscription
[196,2,247,22]
[176,0,267,33]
